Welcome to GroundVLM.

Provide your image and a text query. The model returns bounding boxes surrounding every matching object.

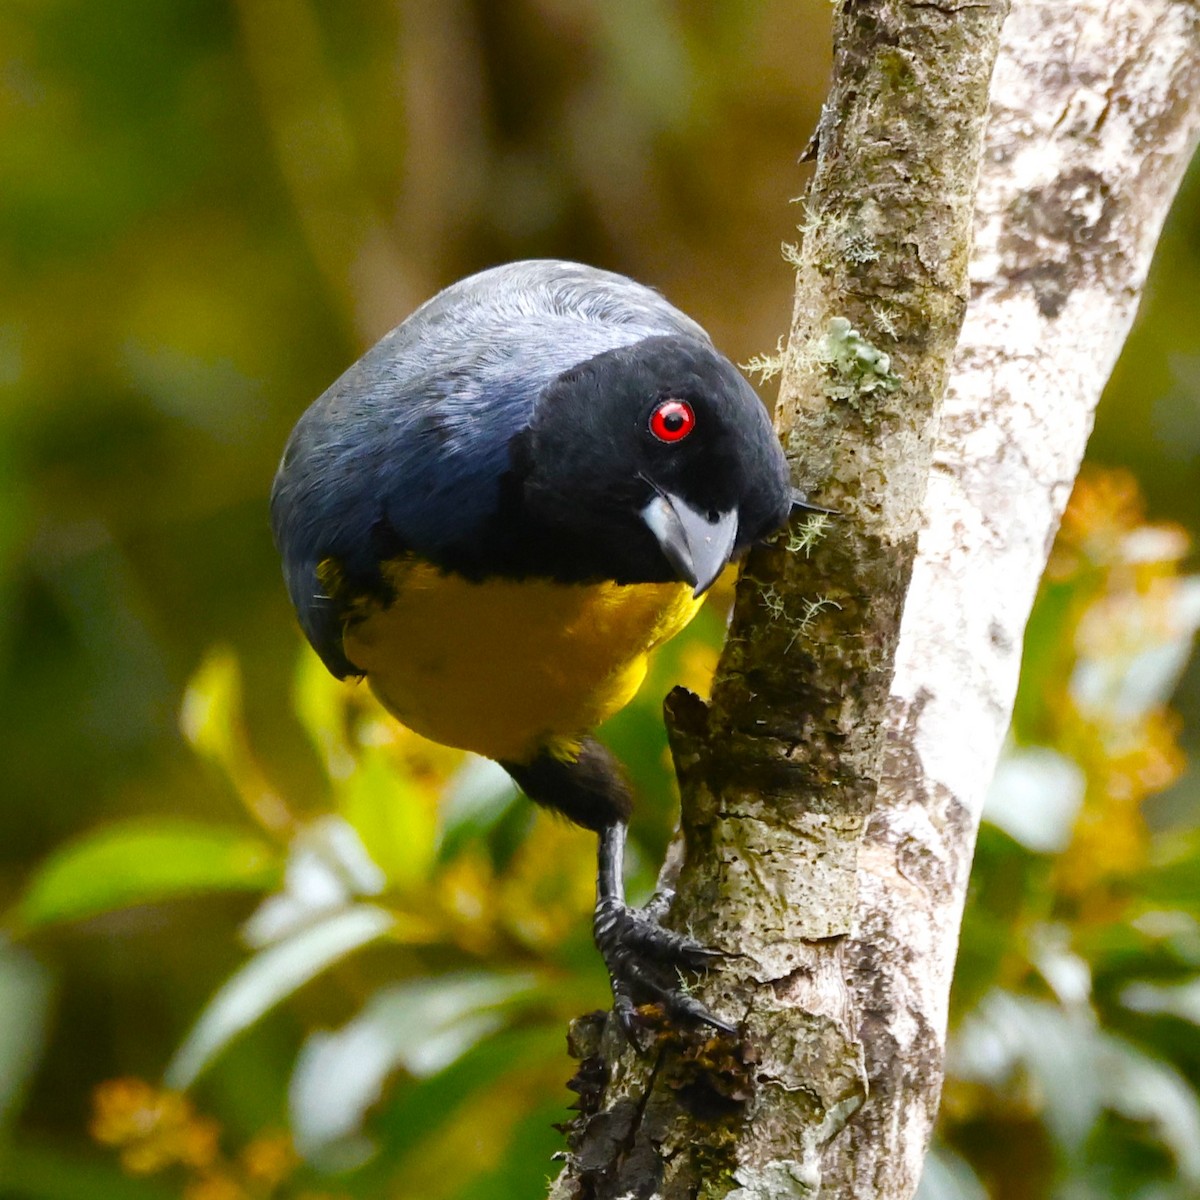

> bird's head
[516,335,795,595]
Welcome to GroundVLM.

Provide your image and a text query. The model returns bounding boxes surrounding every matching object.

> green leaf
[0,937,53,1131]
[344,1026,559,1196]
[984,745,1086,854]
[949,990,1103,1152]
[15,819,279,930]
[289,971,538,1165]
[437,757,520,862]
[291,645,356,780]
[340,749,437,888]
[0,1137,178,1200]
[1013,578,1080,740]
[1099,1034,1200,1183]
[1121,977,1200,1026]
[447,1094,580,1200]
[1136,830,1200,914]
[916,1146,987,1200]
[165,903,395,1090]
[178,646,244,769]
[242,816,385,947]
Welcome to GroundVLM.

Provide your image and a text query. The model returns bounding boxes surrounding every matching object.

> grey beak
[790,488,837,516]
[640,492,739,598]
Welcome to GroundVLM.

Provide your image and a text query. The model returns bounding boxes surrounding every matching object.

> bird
[270,259,812,1034]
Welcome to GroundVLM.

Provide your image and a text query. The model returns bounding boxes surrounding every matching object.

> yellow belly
[340,560,703,763]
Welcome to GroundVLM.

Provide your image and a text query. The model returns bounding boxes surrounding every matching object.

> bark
[550,3,1200,1199]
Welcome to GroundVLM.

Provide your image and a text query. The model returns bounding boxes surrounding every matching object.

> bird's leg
[503,739,733,1037]
[593,818,734,1037]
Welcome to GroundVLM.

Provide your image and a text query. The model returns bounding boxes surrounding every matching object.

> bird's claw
[594,898,736,1040]
[595,897,721,970]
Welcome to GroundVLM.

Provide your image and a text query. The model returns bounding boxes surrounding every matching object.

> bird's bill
[640,492,739,598]
[790,488,836,516]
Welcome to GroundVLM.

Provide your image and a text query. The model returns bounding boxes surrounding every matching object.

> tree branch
[839,1,1200,1193]
[550,2,1200,1198]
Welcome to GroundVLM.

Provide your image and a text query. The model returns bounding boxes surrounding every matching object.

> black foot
[594,895,736,1039]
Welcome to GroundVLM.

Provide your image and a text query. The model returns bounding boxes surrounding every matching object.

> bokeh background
[2,3,1199,1199]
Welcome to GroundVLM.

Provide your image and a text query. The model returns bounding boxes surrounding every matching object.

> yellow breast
[339,559,703,764]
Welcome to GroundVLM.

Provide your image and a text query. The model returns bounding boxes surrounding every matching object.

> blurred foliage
[1,1,1199,1198]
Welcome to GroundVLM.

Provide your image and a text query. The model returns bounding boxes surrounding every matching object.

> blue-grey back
[271,260,711,675]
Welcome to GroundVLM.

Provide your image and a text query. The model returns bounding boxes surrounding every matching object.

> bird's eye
[649,399,696,444]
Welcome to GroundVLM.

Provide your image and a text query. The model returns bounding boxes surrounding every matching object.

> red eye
[649,399,696,443]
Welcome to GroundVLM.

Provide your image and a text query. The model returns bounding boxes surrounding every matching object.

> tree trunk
[550,3,1200,1198]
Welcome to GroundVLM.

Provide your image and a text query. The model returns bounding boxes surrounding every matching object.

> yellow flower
[183,1172,246,1200]
[89,1078,220,1176]
[240,1131,298,1189]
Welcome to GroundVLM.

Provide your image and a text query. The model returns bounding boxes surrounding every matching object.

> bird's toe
[593,899,735,1039]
